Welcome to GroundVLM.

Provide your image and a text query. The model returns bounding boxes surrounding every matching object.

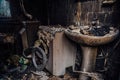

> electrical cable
[19,0,32,19]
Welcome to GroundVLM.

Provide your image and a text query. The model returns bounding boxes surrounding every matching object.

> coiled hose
[23,47,47,71]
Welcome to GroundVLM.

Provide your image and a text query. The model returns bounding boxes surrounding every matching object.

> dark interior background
[9,0,120,26]
[0,0,120,80]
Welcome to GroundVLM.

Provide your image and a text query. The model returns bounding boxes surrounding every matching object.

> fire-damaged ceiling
[0,0,120,80]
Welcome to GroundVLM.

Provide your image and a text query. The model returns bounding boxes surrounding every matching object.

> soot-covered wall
[10,0,120,27]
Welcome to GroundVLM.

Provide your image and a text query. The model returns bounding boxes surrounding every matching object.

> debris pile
[0,53,78,80]
[87,26,110,36]
[69,25,116,36]
[48,74,77,80]
[0,33,14,43]
[36,26,65,55]
[0,53,49,80]
[0,26,78,80]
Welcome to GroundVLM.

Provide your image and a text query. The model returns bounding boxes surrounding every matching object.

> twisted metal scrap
[87,72,104,80]
[36,26,65,54]
[78,71,104,80]
[35,30,51,54]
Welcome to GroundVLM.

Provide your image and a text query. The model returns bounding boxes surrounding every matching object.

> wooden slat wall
[78,0,113,26]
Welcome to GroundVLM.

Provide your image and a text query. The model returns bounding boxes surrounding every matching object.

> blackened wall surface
[23,0,48,24]
[77,0,114,26]
[8,0,120,27]
[105,1,120,80]
[112,0,120,28]
[48,0,75,26]
[10,0,76,26]
[10,0,22,19]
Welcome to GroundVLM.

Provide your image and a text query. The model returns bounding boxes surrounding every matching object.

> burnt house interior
[0,0,120,80]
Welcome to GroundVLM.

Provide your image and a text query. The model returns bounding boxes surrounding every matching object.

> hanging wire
[19,0,32,19]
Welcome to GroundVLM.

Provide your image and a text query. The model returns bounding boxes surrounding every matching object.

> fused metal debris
[23,47,47,71]
[48,74,77,80]
[0,33,14,43]
[39,25,65,36]
[31,71,49,80]
[0,54,48,80]
[37,25,65,55]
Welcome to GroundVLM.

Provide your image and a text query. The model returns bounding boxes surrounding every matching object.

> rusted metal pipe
[79,46,97,80]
